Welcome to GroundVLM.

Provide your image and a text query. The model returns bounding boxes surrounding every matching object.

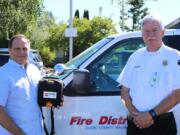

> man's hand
[60,95,64,107]
[132,111,154,129]
[56,96,64,109]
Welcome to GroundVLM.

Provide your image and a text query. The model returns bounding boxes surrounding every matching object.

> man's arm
[120,86,138,116]
[121,86,154,129]
[0,106,25,135]
[133,89,180,129]
[154,89,180,116]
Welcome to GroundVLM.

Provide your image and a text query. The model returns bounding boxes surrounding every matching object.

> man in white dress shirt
[118,15,180,135]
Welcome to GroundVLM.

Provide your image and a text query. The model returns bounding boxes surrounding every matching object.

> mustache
[147,37,156,40]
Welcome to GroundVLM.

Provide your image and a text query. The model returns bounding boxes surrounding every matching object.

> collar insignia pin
[162,60,168,66]
[177,59,180,65]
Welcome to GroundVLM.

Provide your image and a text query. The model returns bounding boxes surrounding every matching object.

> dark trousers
[127,112,177,135]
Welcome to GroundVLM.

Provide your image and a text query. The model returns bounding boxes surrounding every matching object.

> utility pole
[69,0,73,60]
[65,0,77,60]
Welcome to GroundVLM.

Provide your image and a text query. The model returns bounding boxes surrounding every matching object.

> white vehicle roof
[107,28,180,39]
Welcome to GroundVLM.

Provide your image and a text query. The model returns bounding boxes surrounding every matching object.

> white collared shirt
[0,59,43,135]
[118,44,180,112]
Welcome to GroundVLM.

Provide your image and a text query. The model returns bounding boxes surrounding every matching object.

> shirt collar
[8,59,29,69]
[145,44,165,56]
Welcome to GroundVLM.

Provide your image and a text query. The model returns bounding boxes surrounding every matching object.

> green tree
[40,46,56,66]
[73,17,117,56]
[83,10,89,20]
[91,17,117,43]
[73,18,92,55]
[28,11,57,48]
[0,0,43,39]
[127,0,148,31]
[45,23,68,62]
[117,0,129,32]
[43,17,117,63]
[28,11,58,66]
[117,0,148,31]
[74,9,80,18]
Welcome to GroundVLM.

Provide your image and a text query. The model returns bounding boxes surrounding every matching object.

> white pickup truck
[46,29,180,135]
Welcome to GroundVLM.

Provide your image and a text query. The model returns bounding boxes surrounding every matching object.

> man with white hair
[119,15,180,135]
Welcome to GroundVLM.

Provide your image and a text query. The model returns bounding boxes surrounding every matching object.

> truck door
[54,38,145,135]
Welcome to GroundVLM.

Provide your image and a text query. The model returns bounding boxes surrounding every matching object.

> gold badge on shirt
[162,59,168,66]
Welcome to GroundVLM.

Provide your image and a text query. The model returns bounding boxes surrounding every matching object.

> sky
[43,0,180,32]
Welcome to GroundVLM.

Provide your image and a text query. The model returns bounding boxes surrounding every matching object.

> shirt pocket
[159,68,172,90]
[131,66,142,88]
[11,78,30,100]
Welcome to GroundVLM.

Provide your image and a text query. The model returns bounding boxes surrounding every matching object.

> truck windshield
[66,37,114,69]
[57,38,114,80]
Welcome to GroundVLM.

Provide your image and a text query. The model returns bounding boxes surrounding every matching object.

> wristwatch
[149,109,157,121]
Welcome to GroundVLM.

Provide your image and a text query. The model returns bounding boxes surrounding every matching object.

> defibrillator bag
[38,77,63,107]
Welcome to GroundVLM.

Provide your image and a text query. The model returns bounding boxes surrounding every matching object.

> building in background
[166,17,180,29]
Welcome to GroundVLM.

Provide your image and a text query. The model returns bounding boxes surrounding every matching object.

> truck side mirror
[54,63,69,74]
[72,69,90,94]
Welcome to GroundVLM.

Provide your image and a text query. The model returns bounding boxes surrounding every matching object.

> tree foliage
[44,17,117,62]
[0,1,118,65]
[127,0,148,31]
[0,0,43,39]
[40,46,56,66]
[72,17,117,58]
[28,11,58,66]
[118,0,149,31]
[83,10,89,20]
[74,9,80,18]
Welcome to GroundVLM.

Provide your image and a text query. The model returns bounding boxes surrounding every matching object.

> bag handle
[40,107,55,135]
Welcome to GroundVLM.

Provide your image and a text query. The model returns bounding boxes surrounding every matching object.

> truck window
[87,38,144,94]
[64,38,145,96]
[66,38,114,69]
[0,55,9,66]
[163,35,180,51]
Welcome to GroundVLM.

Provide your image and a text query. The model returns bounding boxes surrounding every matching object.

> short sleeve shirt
[0,59,43,135]
[118,45,180,112]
